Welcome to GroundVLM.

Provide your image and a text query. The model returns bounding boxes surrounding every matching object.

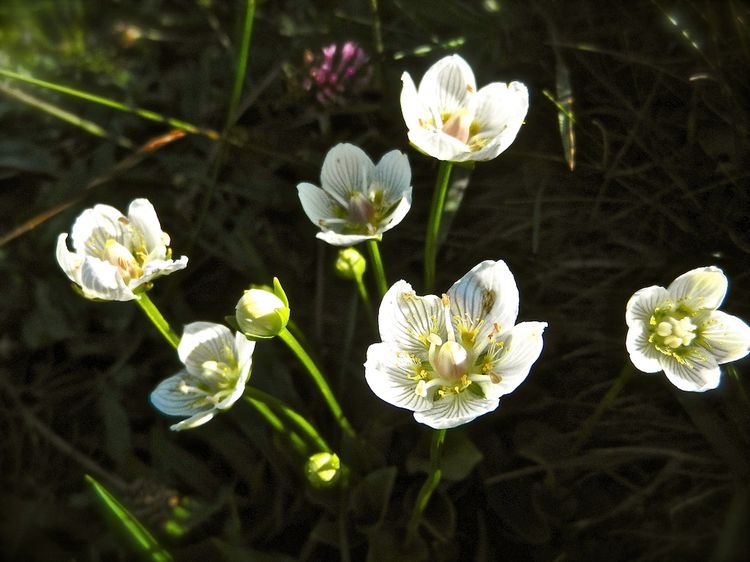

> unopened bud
[335,247,366,280]
[305,452,341,488]
[235,277,290,339]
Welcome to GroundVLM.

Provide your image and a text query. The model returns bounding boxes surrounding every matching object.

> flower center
[104,239,143,283]
[347,192,375,224]
[653,316,697,349]
[441,109,474,144]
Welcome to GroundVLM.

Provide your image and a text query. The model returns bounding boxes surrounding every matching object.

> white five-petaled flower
[626,266,750,392]
[150,322,256,431]
[56,198,188,301]
[400,54,529,162]
[297,143,412,246]
[365,260,547,429]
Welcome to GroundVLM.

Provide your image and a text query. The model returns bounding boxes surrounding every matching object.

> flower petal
[316,231,376,246]
[659,349,721,392]
[448,260,519,353]
[407,127,468,161]
[372,150,411,205]
[667,266,727,311]
[467,81,528,161]
[378,280,443,354]
[699,311,750,364]
[413,392,499,429]
[56,233,83,285]
[178,322,236,376]
[320,143,374,205]
[417,54,476,117]
[79,256,136,301]
[70,204,127,255]
[400,71,425,131]
[298,182,336,227]
[150,371,209,416]
[364,342,433,413]
[170,410,216,431]
[626,325,663,373]
[625,285,671,327]
[214,334,255,410]
[483,321,547,399]
[380,196,411,234]
[127,199,165,256]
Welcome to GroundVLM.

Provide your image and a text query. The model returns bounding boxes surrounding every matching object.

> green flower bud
[335,247,366,280]
[305,452,341,488]
[235,277,290,340]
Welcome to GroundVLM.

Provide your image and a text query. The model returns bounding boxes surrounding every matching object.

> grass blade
[85,474,173,562]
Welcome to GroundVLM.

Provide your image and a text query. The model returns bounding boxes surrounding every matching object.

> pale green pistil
[178,359,238,407]
[655,317,697,349]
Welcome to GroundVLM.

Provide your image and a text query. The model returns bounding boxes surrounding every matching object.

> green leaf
[84,474,173,562]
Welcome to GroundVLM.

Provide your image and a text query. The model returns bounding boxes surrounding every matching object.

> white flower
[400,54,529,162]
[297,143,412,246]
[150,322,255,430]
[626,266,750,392]
[365,260,547,429]
[56,198,188,301]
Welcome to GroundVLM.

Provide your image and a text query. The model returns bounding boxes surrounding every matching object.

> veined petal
[625,285,670,327]
[400,71,425,131]
[659,350,720,392]
[56,234,83,285]
[625,325,662,373]
[364,343,433,413]
[71,204,128,255]
[448,260,519,353]
[372,150,411,205]
[127,198,165,256]
[320,143,374,204]
[79,257,136,301]
[378,281,443,354]
[179,322,236,376]
[699,311,750,364]
[413,392,498,429]
[407,124,469,162]
[483,321,546,399]
[135,256,188,289]
[298,182,336,226]
[418,54,476,117]
[316,230,376,246]
[170,410,216,431]
[380,196,411,234]
[235,331,256,374]
[470,81,528,158]
[667,266,727,311]
[150,371,210,416]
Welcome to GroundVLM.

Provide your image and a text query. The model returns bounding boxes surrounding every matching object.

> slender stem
[190,0,256,250]
[244,396,309,455]
[245,387,332,453]
[278,327,357,439]
[406,428,447,543]
[135,292,180,349]
[353,272,378,334]
[571,363,634,454]
[366,239,388,298]
[423,161,454,293]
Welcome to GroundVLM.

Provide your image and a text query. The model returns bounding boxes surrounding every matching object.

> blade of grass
[0,129,187,246]
[0,67,220,140]
[190,0,256,250]
[85,474,173,562]
[0,83,134,149]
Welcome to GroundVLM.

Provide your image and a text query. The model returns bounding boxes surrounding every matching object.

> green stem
[353,272,378,335]
[366,239,388,298]
[191,0,256,251]
[245,387,332,453]
[406,428,447,543]
[278,327,356,439]
[571,363,634,454]
[135,292,180,349]
[423,161,454,293]
[244,396,309,456]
